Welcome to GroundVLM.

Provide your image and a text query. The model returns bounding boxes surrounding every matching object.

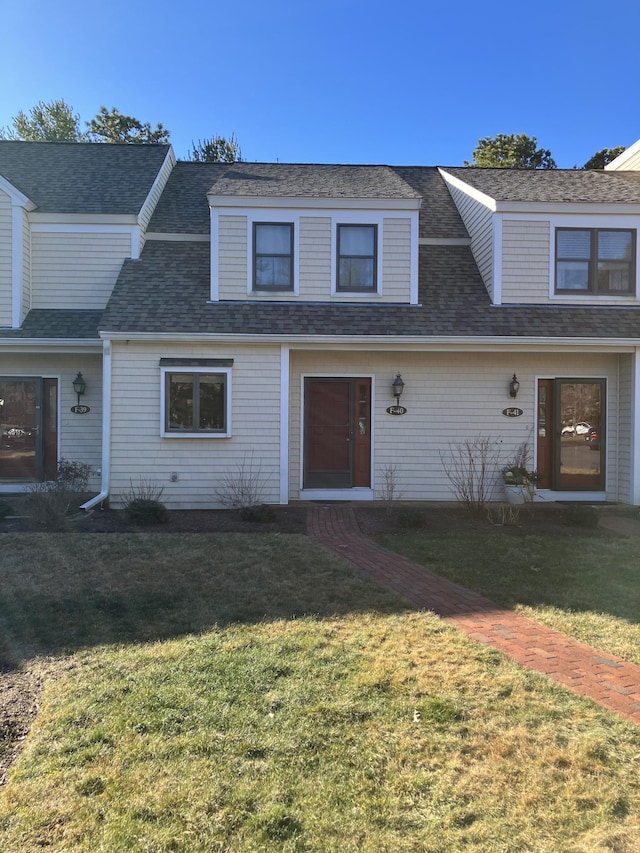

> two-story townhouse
[3,139,640,508]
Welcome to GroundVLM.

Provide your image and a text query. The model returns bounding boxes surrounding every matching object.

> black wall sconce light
[72,372,86,406]
[508,373,520,399]
[392,372,405,403]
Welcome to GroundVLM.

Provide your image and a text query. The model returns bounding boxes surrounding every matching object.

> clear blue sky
[2,0,639,167]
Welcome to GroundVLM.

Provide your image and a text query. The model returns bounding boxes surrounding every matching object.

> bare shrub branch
[215,453,271,510]
[439,437,503,515]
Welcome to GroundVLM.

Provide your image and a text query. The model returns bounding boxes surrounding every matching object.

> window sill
[161,432,231,439]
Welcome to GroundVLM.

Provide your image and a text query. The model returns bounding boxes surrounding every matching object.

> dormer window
[336,224,377,292]
[253,222,294,291]
[556,228,636,295]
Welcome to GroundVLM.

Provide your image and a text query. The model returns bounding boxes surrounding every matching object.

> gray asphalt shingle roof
[0,141,170,214]
[100,241,640,340]
[207,162,422,200]
[0,310,102,339]
[441,166,640,204]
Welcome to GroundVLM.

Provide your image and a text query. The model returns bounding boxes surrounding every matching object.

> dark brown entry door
[304,378,371,489]
[0,378,58,482]
[537,378,605,491]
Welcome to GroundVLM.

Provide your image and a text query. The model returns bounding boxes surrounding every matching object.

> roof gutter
[81,339,111,512]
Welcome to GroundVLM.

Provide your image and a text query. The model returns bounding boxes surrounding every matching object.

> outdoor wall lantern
[508,373,520,399]
[392,373,405,403]
[72,372,86,406]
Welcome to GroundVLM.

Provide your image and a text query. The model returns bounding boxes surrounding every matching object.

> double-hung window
[556,228,636,295]
[161,361,231,437]
[337,224,377,292]
[253,222,294,291]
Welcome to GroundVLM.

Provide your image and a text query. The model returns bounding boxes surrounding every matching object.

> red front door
[304,378,371,489]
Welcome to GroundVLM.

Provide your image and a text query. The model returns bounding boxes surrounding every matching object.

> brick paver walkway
[307,504,640,725]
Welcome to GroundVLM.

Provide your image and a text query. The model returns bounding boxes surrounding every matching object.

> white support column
[279,345,290,504]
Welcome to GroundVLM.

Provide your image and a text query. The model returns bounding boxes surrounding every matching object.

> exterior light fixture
[72,372,86,406]
[509,373,520,399]
[392,373,405,402]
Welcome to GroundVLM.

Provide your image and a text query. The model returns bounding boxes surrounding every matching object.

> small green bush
[0,498,14,521]
[396,508,426,529]
[123,498,169,526]
[239,503,276,523]
[562,504,599,529]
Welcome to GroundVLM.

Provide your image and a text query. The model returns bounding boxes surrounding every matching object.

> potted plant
[502,443,538,504]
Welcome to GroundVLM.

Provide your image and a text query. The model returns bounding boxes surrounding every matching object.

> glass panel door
[0,379,39,480]
[556,380,604,490]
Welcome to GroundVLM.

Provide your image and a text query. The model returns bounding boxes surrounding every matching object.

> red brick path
[307,504,640,725]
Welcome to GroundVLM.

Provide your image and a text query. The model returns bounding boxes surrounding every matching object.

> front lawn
[376,527,640,665]
[0,532,638,851]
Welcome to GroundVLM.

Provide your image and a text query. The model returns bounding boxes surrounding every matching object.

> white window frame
[330,212,384,297]
[160,366,232,438]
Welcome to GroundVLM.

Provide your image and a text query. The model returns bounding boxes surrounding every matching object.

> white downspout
[81,339,111,510]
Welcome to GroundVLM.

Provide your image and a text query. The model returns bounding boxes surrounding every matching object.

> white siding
[138,149,175,233]
[502,220,550,304]
[31,231,131,309]
[0,353,102,489]
[445,184,494,298]
[299,216,331,299]
[289,349,620,502]
[0,189,11,327]
[21,209,31,322]
[109,342,282,509]
[382,218,412,302]
[218,215,247,299]
[217,214,413,302]
[617,353,633,502]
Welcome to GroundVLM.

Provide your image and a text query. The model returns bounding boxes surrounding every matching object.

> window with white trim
[253,222,294,291]
[336,224,377,292]
[555,228,636,295]
[161,360,231,437]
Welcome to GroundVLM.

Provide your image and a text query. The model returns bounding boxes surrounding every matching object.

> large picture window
[253,222,294,290]
[337,224,377,292]
[163,370,230,436]
[556,228,635,295]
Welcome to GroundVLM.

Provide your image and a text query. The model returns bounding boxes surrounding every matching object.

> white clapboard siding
[501,219,550,303]
[0,189,11,326]
[138,149,175,233]
[299,216,331,299]
[109,343,282,509]
[445,183,494,298]
[289,349,620,501]
[218,215,248,299]
[382,218,412,302]
[31,231,132,309]
[616,353,633,502]
[21,209,31,321]
[0,353,103,488]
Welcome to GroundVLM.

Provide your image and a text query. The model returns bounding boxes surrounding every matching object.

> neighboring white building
[2,140,640,507]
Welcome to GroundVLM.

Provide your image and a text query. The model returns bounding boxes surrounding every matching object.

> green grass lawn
[0,532,639,851]
[376,529,640,666]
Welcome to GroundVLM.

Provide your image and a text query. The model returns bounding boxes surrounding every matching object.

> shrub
[239,503,276,523]
[24,458,93,530]
[0,498,14,521]
[123,498,169,526]
[396,508,426,529]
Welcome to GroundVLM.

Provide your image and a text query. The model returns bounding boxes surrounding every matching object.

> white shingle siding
[109,342,282,509]
[31,231,132,309]
[444,183,494,298]
[501,220,550,303]
[0,189,11,326]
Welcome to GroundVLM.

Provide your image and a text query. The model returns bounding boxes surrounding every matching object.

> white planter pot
[504,484,527,505]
